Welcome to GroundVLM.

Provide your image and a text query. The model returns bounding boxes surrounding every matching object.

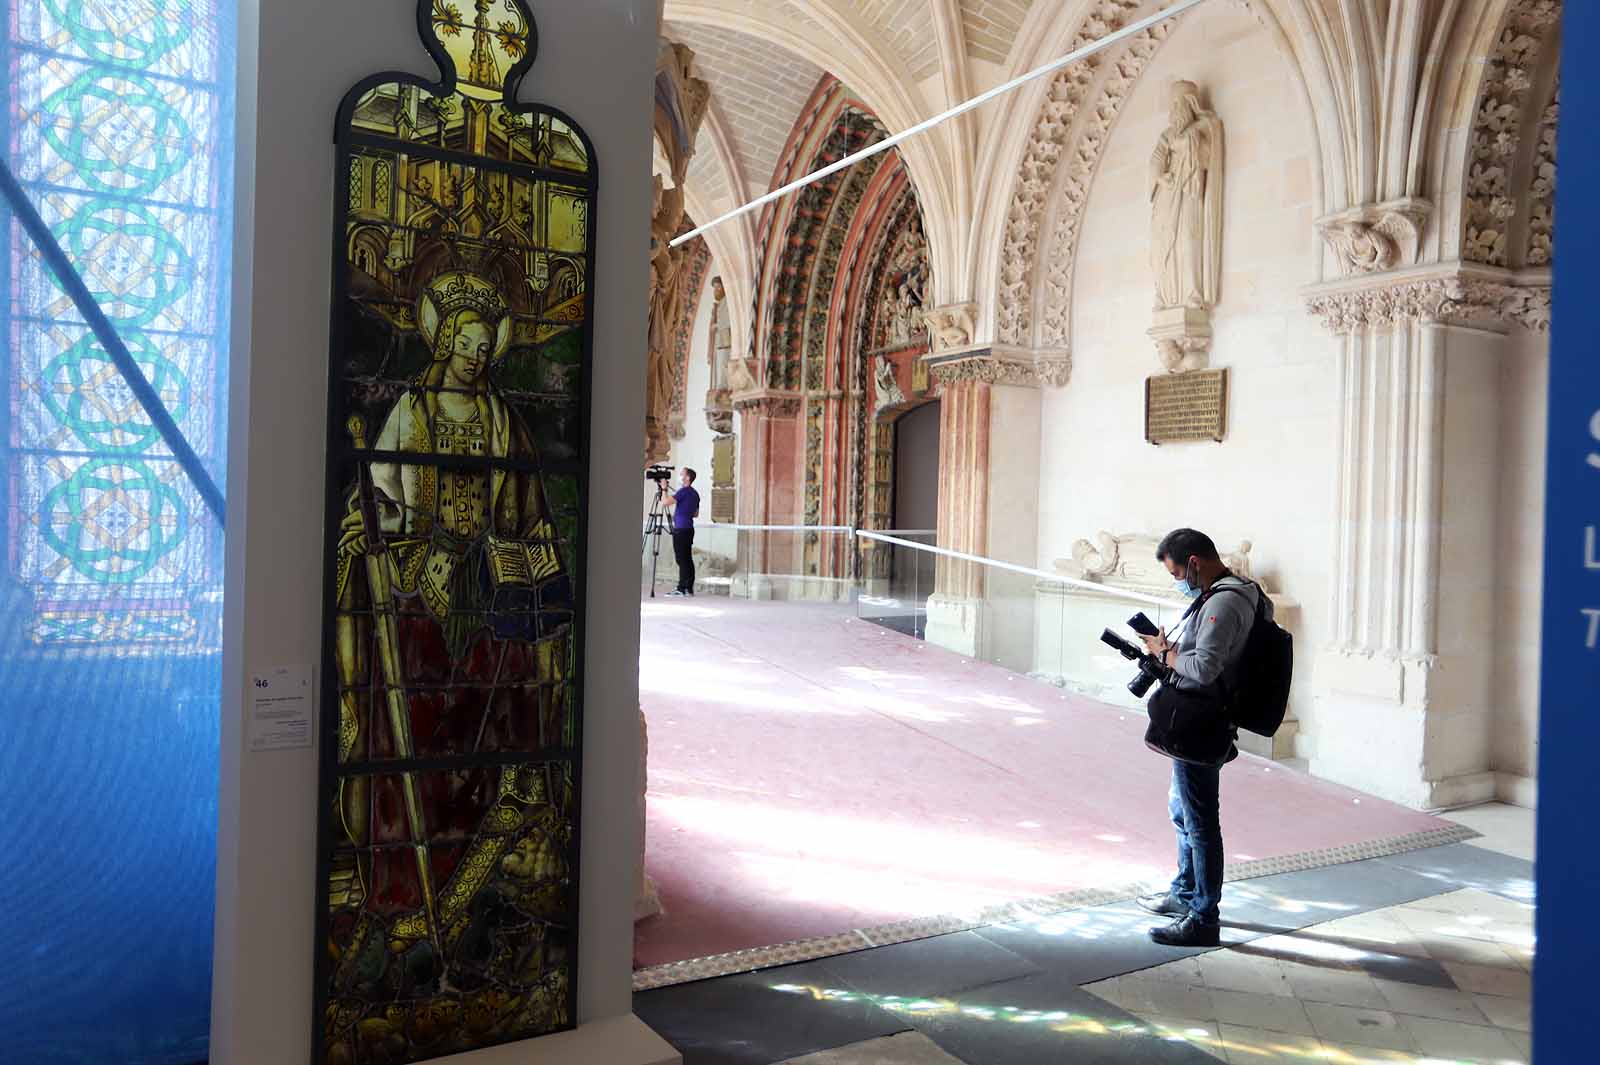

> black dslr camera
[1099,611,1174,698]
[645,464,674,485]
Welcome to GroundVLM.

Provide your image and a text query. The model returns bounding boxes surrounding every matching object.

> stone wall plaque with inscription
[711,435,735,487]
[711,487,736,523]
[1145,368,1228,444]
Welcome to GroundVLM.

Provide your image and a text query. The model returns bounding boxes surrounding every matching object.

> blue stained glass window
[0,2,234,1063]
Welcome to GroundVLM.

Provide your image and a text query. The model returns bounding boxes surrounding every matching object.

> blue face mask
[1174,561,1200,599]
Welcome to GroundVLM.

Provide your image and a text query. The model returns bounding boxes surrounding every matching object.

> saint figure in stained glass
[317,2,593,1061]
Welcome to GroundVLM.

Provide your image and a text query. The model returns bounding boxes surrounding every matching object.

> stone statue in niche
[1148,80,1223,372]
[710,276,732,389]
[874,355,905,412]
[704,276,734,435]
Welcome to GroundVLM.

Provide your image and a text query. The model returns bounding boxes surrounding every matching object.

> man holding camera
[1134,527,1273,947]
[661,467,700,597]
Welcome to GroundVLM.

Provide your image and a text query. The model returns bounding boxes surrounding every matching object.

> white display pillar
[1304,267,1549,810]
[213,2,677,1063]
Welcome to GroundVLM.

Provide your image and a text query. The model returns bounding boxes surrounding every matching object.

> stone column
[1305,267,1550,808]
[731,392,803,599]
[925,349,1069,659]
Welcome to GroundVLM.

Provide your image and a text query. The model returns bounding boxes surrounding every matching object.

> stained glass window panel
[2,2,235,1063]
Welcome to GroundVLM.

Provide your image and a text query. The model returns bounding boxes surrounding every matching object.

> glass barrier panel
[848,533,1200,724]
[856,531,934,638]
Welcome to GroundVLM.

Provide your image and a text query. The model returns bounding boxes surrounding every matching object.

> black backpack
[1207,582,1294,737]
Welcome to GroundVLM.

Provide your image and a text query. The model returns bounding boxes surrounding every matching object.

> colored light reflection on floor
[768,982,1519,1064]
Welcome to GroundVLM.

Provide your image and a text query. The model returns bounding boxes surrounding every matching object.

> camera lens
[1128,670,1158,699]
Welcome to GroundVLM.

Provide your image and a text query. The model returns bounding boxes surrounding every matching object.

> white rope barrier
[697,523,855,532]
[853,529,1173,608]
[668,0,1209,249]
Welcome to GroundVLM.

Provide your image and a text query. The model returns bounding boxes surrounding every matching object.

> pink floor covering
[634,596,1454,970]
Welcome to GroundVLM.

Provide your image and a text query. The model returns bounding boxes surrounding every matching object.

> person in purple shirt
[660,467,700,596]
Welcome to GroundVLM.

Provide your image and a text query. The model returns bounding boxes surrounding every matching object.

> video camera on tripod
[1099,612,1175,698]
[641,465,676,597]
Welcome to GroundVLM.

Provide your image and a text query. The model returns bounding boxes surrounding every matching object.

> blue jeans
[1168,760,1223,924]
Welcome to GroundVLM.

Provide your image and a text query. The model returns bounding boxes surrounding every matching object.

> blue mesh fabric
[0,3,234,1062]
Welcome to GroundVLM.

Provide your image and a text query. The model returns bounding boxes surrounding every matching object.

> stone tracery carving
[1305,275,1551,333]
[645,43,709,462]
[930,352,1072,389]
[1462,0,1562,270]
[997,0,1167,348]
[667,236,711,443]
[1525,77,1558,268]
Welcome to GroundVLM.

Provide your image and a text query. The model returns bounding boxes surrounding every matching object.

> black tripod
[642,486,669,598]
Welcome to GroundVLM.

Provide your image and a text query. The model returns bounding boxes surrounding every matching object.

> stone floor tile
[1219,861,1444,933]
[1129,1016,1227,1061]
[1373,844,1536,905]
[974,904,1220,988]
[1346,949,1458,989]
[1408,924,1530,968]
[1276,961,1388,1010]
[634,960,912,1065]
[1196,950,1294,997]
[1388,905,1535,953]
[1280,913,1433,962]
[1471,992,1532,1032]
[776,1032,967,1065]
[1500,942,1535,972]
[1301,1002,1415,1052]
[1371,978,1490,1024]
[1144,955,1206,985]
[1401,888,1535,927]
[1205,987,1317,1036]
[1112,971,1219,1022]
[1441,803,1535,862]
[1441,960,1530,998]
[1213,1024,1325,1064]
[823,931,1042,1001]
[1082,976,1142,1015]
[1315,1042,1423,1063]
[1396,1014,1521,1062]
[1503,1028,1533,1058]
[903,972,1222,1065]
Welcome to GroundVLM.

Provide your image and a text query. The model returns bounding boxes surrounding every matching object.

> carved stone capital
[927,346,1072,389]
[1316,199,1432,276]
[1304,264,1551,333]
[733,391,804,418]
[922,301,978,355]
